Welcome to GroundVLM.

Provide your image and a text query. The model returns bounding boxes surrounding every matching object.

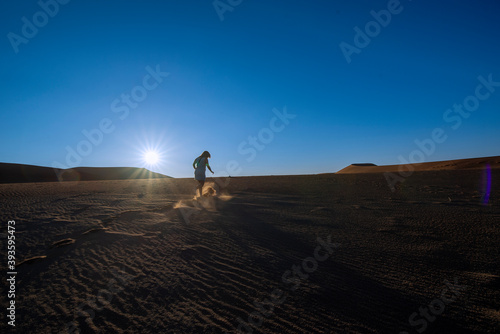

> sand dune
[0,165,498,333]
[0,163,170,183]
[337,155,500,174]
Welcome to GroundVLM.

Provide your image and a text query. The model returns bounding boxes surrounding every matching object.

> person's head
[201,151,211,158]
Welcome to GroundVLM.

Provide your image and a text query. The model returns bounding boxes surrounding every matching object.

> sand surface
[1,169,499,333]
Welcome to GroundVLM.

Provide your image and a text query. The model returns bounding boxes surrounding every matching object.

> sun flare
[143,150,160,165]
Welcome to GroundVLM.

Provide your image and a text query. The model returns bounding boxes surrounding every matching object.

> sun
[133,132,170,170]
[143,150,160,165]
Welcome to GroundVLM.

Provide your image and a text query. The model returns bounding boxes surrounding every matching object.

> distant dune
[0,163,170,183]
[337,155,500,174]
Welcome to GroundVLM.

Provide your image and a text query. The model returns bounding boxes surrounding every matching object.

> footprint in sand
[50,238,76,248]
[17,255,47,267]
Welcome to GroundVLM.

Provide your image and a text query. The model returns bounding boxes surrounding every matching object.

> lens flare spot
[481,164,492,205]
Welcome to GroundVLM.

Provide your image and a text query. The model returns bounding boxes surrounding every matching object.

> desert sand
[0,158,499,333]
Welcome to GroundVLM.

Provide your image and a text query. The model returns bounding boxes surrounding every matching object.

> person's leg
[198,180,205,197]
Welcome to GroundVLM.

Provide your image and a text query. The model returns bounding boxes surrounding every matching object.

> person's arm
[206,161,214,174]
[193,158,198,169]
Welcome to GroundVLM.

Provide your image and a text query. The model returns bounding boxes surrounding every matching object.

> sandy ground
[1,169,499,333]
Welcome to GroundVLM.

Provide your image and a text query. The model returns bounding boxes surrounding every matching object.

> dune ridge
[0,162,170,183]
[337,155,500,174]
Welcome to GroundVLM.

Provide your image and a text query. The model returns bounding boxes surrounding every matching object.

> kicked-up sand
[0,164,499,333]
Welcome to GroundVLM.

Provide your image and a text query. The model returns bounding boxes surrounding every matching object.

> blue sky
[1,0,499,177]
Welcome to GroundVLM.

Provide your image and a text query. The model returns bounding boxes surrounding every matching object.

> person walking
[193,151,214,197]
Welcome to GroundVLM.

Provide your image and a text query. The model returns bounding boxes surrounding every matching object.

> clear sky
[1,0,499,177]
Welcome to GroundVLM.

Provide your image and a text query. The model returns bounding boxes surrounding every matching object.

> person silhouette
[193,151,214,197]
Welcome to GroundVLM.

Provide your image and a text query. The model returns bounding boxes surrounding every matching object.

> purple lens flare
[481,164,492,205]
